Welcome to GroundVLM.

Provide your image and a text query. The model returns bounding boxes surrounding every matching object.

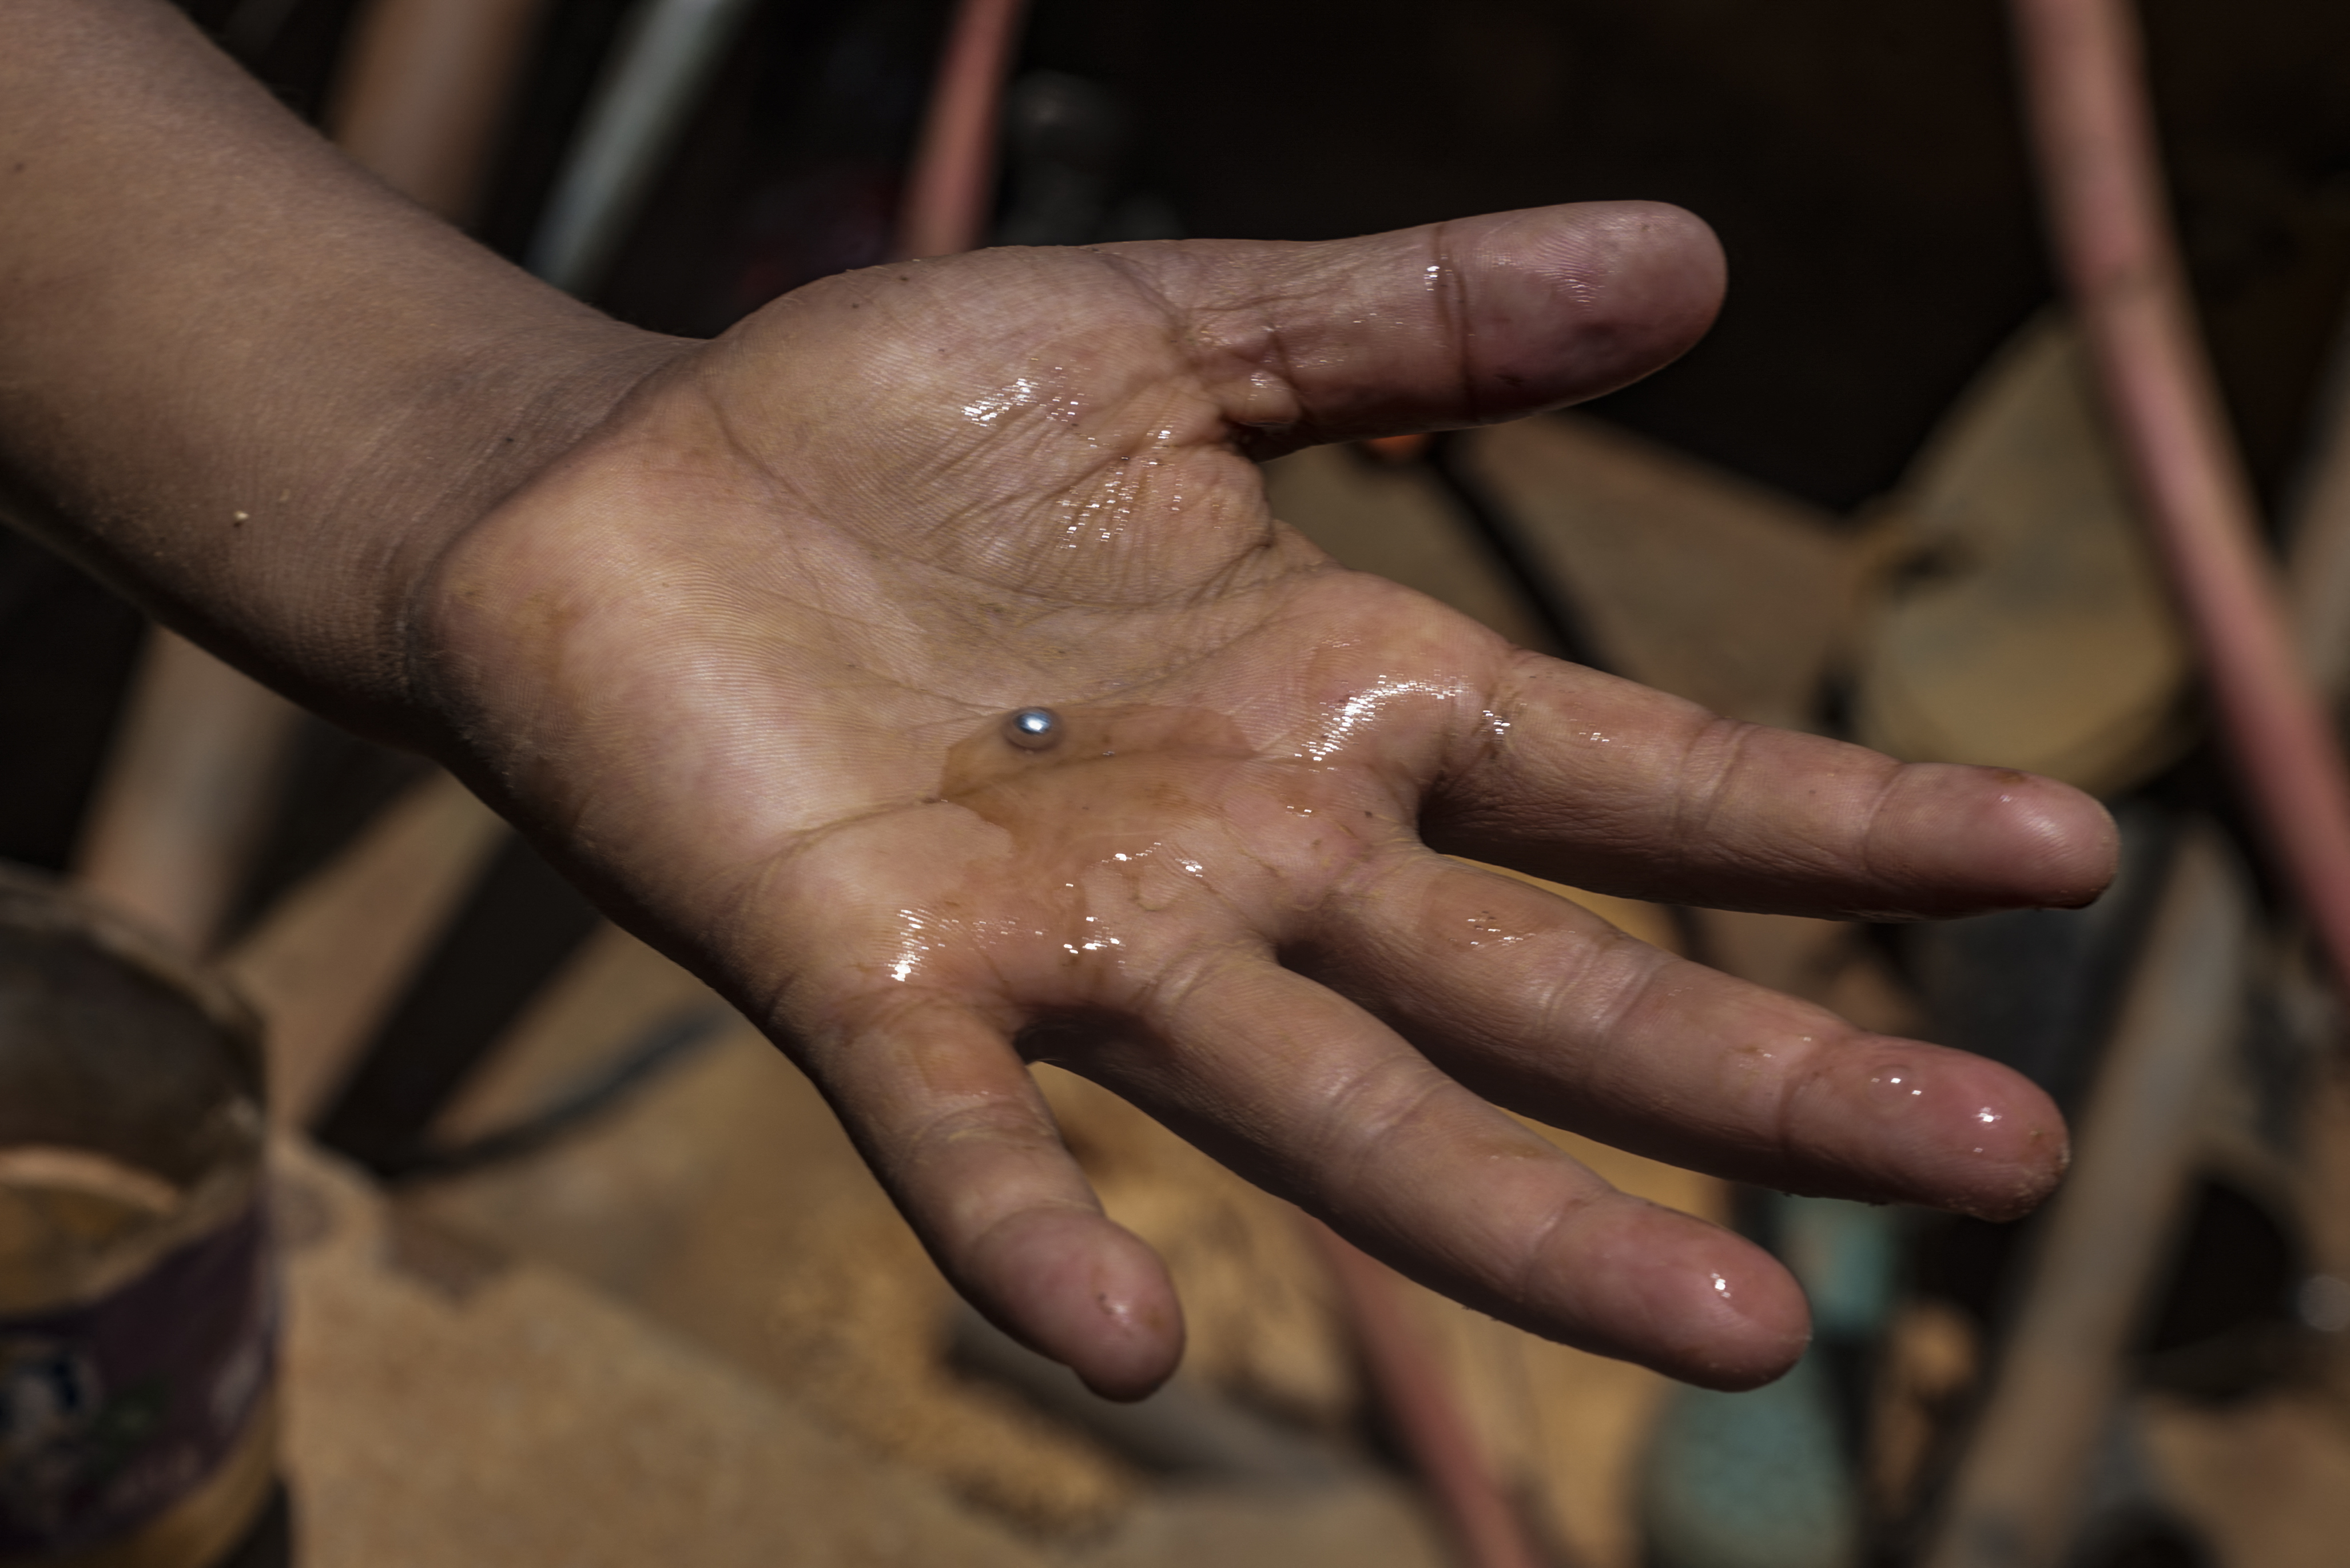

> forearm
[0,0,681,738]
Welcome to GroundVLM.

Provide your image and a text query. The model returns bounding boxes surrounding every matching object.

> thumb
[1115,201,1724,452]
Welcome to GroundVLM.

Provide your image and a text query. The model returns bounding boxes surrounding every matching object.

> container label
[0,1200,273,1558]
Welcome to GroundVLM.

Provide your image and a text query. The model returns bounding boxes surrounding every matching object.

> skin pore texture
[2,1,2117,1400]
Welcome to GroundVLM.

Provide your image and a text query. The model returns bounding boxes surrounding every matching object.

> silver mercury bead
[1004,707,1062,750]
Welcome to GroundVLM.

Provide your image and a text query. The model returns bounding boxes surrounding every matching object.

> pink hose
[1305,1220,1548,1568]
[2011,0,2350,989]
[891,0,1029,259]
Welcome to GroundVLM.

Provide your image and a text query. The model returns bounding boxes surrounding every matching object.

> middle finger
[1291,849,2068,1220]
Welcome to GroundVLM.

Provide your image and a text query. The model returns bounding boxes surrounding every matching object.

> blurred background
[10,1,2350,1563]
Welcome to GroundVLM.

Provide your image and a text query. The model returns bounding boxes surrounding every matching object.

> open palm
[415,203,2113,1397]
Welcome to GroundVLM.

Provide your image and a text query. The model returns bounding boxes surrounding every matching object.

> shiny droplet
[1004,707,1062,751]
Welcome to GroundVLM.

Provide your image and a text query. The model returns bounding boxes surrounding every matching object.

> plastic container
[0,867,275,1568]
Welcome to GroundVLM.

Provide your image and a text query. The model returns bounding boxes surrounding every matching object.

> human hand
[412,204,2115,1399]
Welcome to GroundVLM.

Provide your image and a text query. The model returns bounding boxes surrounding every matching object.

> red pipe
[892,0,1029,260]
[2010,0,2350,991]
[1304,1220,1548,1568]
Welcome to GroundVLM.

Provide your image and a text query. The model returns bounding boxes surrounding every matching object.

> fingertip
[1470,200,1727,408]
[1878,765,2120,914]
[1549,200,1728,354]
[963,1205,1185,1402]
[1524,1200,1811,1392]
[2011,775,2124,909]
[1796,1033,2072,1221]
[1639,1229,1814,1392]
[1940,1069,2072,1223]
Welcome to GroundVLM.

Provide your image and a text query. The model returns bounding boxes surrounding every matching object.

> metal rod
[526,0,765,294]
[1919,825,2248,1568]
[329,0,553,227]
[224,773,506,1128]
[74,630,300,953]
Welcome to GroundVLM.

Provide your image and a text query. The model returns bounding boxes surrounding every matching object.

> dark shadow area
[214,1480,294,1568]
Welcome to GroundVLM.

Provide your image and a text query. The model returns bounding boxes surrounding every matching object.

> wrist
[0,0,699,746]
[349,321,697,749]
[390,331,727,820]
